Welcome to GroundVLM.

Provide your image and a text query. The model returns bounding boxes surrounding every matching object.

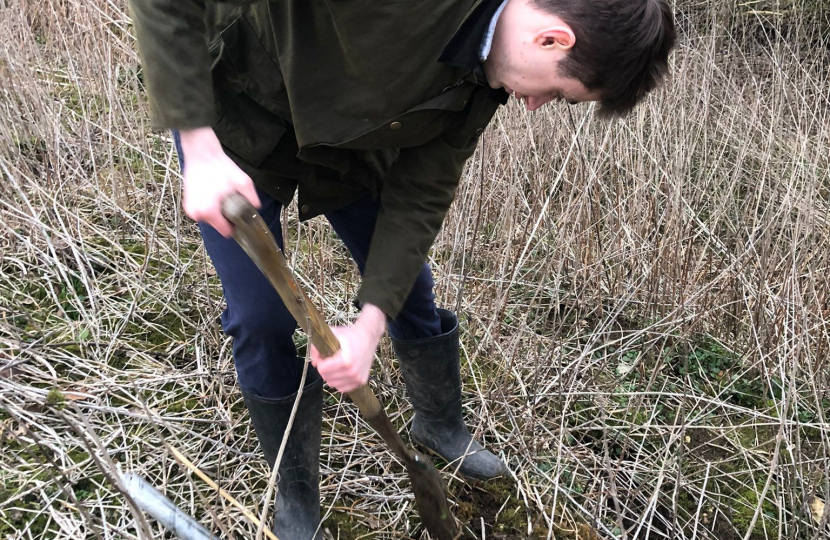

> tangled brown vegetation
[1,1,828,539]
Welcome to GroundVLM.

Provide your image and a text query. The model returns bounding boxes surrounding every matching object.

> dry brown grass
[1,0,828,539]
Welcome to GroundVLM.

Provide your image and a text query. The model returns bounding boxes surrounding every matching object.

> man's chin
[481,62,499,89]
[484,78,500,90]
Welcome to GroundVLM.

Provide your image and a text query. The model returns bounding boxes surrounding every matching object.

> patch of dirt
[448,477,597,539]
[322,508,381,539]
[686,426,733,462]
[451,477,531,539]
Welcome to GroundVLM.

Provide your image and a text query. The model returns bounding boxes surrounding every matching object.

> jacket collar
[438,0,507,85]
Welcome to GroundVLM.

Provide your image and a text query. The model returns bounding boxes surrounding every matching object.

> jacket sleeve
[357,134,478,319]
[129,0,219,130]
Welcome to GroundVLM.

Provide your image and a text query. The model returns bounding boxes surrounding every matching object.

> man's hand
[310,303,386,393]
[179,127,261,237]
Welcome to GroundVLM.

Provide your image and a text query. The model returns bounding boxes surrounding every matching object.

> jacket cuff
[150,109,218,132]
[130,0,218,131]
[356,282,406,321]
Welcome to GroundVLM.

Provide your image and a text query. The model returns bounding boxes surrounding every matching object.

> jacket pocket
[214,93,287,166]
[209,15,289,167]
[335,81,477,150]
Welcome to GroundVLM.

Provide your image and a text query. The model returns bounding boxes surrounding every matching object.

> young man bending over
[130,0,675,537]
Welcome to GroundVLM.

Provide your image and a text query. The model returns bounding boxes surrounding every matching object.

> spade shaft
[221,193,458,540]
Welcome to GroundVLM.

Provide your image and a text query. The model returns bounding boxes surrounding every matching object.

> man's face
[482,0,602,111]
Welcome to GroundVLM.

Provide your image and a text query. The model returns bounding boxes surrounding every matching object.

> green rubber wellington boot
[242,375,324,540]
[392,309,508,481]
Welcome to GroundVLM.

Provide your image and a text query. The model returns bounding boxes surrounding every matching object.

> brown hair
[535,0,676,117]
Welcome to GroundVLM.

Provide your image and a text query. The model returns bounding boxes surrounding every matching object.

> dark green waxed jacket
[130,0,507,317]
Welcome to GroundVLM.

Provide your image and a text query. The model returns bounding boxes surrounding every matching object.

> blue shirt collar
[479,0,509,62]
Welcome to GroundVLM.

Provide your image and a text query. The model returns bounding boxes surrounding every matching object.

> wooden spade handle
[221,193,412,459]
[221,194,460,540]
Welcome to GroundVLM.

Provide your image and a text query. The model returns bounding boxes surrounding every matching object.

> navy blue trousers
[175,134,442,398]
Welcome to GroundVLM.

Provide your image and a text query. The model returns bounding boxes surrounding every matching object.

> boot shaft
[392,309,463,426]
[242,375,324,540]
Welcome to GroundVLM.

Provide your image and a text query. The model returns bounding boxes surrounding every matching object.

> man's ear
[536,26,576,51]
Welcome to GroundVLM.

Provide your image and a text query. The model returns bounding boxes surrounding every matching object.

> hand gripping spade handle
[221,193,459,540]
